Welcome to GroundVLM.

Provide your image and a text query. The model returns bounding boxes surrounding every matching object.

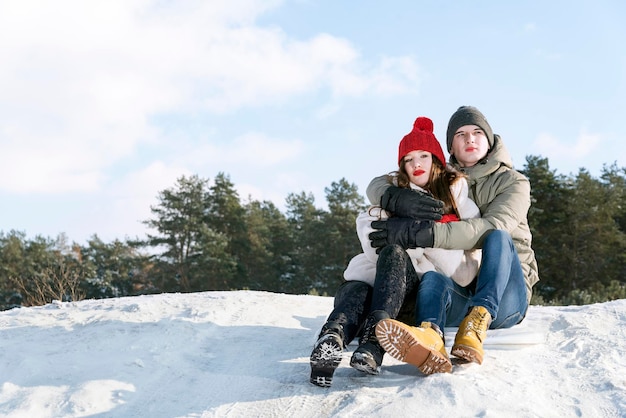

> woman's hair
[388,156,464,217]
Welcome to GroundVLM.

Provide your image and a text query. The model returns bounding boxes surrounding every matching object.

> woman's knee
[377,244,409,261]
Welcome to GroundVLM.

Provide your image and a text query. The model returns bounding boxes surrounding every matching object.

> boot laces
[463,308,490,340]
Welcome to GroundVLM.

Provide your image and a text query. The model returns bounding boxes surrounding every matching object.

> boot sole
[376,320,452,375]
[349,351,381,375]
[451,344,484,365]
[310,336,343,387]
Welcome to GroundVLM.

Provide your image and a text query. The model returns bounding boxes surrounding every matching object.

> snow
[1,290,625,417]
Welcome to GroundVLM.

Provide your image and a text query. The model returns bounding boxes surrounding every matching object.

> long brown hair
[390,156,464,217]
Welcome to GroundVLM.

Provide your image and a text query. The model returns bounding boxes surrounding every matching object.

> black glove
[369,218,434,252]
[381,186,443,221]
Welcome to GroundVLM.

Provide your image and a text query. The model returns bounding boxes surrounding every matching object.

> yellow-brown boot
[451,306,491,364]
[375,319,452,374]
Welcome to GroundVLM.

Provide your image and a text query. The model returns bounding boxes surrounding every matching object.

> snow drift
[0,291,625,417]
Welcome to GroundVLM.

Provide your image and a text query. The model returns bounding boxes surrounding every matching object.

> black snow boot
[350,310,390,375]
[310,321,345,387]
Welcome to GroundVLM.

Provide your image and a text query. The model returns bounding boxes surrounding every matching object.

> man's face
[450,125,490,167]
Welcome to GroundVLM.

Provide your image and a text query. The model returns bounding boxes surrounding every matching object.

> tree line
[1,156,625,310]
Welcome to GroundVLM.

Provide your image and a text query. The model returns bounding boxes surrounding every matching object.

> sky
[1,0,625,245]
[0,290,624,417]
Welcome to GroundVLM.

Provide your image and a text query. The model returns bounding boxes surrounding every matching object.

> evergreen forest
[1,155,625,311]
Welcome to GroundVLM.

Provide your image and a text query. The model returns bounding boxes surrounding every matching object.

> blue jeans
[416,230,528,330]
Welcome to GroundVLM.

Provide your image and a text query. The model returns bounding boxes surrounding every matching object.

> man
[367,106,539,372]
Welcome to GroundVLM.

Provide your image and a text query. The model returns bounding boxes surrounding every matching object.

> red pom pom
[413,117,433,133]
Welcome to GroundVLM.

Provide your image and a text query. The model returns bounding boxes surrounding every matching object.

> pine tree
[142,175,235,292]
[521,156,571,301]
[79,236,149,298]
[567,169,625,292]
[242,199,293,291]
[319,178,367,295]
[206,173,250,289]
[284,191,325,294]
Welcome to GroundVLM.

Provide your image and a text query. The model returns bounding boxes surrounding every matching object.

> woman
[309,117,481,387]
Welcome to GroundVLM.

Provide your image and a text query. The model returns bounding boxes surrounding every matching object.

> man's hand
[381,186,443,221]
[369,218,434,253]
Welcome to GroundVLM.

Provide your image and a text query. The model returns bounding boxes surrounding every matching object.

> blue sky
[1,0,625,245]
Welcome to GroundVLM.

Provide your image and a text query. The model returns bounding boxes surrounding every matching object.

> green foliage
[206,173,249,289]
[139,174,237,292]
[319,179,367,294]
[241,199,293,291]
[0,232,145,308]
[0,232,71,308]
[531,280,626,306]
[278,179,365,295]
[2,158,626,310]
[79,236,150,298]
[283,191,326,293]
[523,157,626,304]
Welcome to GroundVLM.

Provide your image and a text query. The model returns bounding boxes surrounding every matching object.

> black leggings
[325,245,420,344]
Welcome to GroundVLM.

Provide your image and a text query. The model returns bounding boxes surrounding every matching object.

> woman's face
[403,150,433,188]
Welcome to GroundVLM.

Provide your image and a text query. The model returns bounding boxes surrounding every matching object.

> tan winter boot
[451,306,491,364]
[375,319,452,375]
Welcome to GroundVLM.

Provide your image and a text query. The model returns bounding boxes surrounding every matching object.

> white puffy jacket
[344,178,482,287]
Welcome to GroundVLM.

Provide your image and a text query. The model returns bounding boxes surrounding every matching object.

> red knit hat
[398,117,446,166]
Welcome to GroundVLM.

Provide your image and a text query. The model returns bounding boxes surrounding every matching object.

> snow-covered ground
[0,290,625,417]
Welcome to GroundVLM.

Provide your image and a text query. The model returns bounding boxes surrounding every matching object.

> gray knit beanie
[446,106,494,151]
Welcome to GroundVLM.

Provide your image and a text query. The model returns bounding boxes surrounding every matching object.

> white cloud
[368,56,422,96]
[0,0,420,194]
[228,133,306,166]
[532,129,602,166]
[82,161,192,241]
[169,132,305,169]
[113,160,190,201]
[111,133,307,216]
